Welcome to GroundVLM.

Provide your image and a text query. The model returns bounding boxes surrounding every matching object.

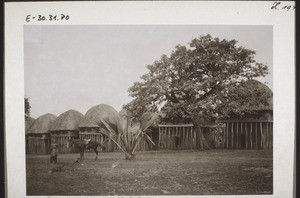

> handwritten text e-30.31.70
[26,14,70,22]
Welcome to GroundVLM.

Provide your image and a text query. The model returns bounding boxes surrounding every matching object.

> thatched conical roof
[27,113,57,134]
[119,109,129,132]
[218,79,273,120]
[50,110,84,131]
[238,79,273,111]
[79,104,120,132]
[25,117,35,134]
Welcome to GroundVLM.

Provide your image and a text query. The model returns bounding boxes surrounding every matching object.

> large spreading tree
[125,34,269,149]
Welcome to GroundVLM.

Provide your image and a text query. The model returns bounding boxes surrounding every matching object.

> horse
[67,138,104,161]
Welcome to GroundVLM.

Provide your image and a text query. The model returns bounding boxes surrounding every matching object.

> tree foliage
[25,97,31,119]
[125,34,269,121]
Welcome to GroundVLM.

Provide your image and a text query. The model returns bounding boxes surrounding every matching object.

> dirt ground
[26,149,273,196]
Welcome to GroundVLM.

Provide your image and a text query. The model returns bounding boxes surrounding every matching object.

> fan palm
[97,108,163,160]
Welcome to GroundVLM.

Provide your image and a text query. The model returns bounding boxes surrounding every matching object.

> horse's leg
[94,147,98,160]
[80,150,84,162]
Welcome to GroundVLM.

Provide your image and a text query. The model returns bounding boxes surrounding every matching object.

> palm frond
[95,109,164,159]
[140,112,163,131]
[132,136,143,153]
[144,133,155,145]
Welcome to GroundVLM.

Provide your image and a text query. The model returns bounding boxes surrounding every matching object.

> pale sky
[24,25,272,118]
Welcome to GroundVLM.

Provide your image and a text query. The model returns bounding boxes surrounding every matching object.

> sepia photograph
[24,25,273,196]
[4,1,295,198]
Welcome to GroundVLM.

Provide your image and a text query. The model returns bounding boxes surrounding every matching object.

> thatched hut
[26,113,57,154]
[78,104,120,152]
[50,110,84,153]
[25,117,35,132]
[219,79,273,149]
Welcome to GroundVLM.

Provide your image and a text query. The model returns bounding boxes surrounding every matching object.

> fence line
[26,120,273,154]
[221,121,273,149]
[26,135,51,154]
[158,121,273,150]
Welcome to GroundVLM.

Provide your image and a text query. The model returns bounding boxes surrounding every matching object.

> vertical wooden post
[231,123,234,149]
[169,127,172,149]
[170,127,173,149]
[236,122,239,149]
[240,122,243,149]
[226,123,228,149]
[190,127,193,149]
[165,127,167,149]
[187,127,190,149]
[268,122,271,149]
[255,122,258,149]
[266,122,270,149]
[270,122,273,149]
[271,122,273,149]
[222,124,225,149]
[193,126,196,149]
[166,127,169,149]
[245,122,248,149]
[269,122,272,149]
[172,127,174,149]
[260,122,263,149]
[162,127,165,149]
[159,127,162,150]
[186,127,189,149]
[166,127,168,149]
[183,126,187,149]
[186,126,189,149]
[161,127,164,149]
[185,126,189,150]
[183,127,186,150]
[181,126,184,149]
[169,127,172,150]
[180,127,182,150]
[176,126,179,149]
[158,126,161,149]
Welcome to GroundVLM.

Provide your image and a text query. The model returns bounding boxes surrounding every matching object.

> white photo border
[5,1,295,198]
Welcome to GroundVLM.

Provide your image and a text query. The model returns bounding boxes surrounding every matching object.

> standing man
[50,142,58,164]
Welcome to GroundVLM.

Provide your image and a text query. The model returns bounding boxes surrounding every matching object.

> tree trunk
[193,119,211,150]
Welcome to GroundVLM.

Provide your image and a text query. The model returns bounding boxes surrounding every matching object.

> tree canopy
[125,34,269,121]
[25,97,31,119]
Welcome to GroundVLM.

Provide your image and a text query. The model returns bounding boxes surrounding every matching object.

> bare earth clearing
[26,149,272,196]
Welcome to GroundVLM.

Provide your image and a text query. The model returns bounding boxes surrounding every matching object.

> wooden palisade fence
[27,121,273,154]
[78,127,114,152]
[50,131,79,153]
[26,134,51,154]
[158,124,196,150]
[26,113,56,154]
[133,132,155,151]
[157,121,273,150]
[220,120,273,149]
